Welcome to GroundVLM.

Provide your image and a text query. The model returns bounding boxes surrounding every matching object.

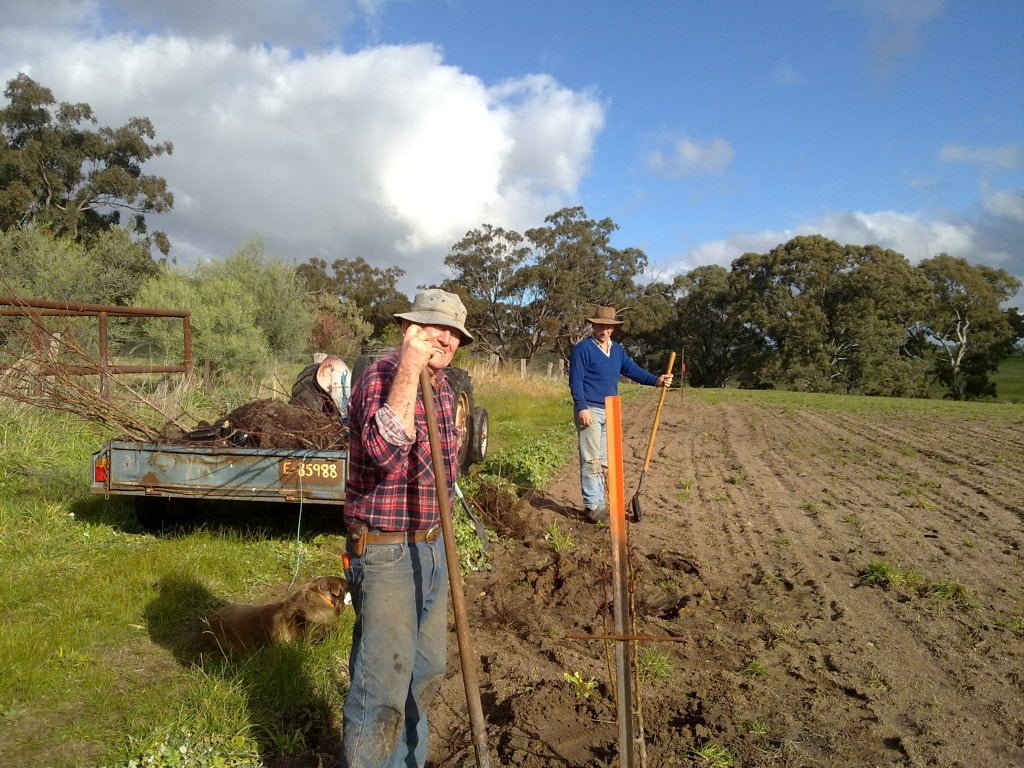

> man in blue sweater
[569,306,672,523]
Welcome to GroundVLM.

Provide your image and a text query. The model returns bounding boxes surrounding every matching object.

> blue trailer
[91,440,348,529]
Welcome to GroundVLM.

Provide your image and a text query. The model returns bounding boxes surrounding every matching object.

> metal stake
[605,395,635,767]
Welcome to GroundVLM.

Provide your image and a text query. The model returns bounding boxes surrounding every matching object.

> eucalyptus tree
[296,256,408,339]
[441,224,532,360]
[662,265,769,387]
[731,235,929,394]
[522,207,646,360]
[917,254,1020,400]
[0,73,174,255]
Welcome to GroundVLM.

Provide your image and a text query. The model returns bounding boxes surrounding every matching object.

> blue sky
[2,0,1021,302]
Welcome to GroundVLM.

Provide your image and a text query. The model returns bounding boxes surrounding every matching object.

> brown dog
[206,576,348,653]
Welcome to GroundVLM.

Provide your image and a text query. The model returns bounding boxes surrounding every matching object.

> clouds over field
[0,0,1020,303]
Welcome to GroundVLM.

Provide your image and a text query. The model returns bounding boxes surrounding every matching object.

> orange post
[605,395,635,766]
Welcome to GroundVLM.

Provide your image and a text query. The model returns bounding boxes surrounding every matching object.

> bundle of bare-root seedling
[0,307,346,449]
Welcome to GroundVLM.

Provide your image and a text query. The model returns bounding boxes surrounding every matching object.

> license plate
[279,459,343,485]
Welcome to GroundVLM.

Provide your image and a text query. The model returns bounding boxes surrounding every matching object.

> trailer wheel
[134,496,171,532]
[134,496,197,532]
[446,368,475,474]
[470,406,489,464]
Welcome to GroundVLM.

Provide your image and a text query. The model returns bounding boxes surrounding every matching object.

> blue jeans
[341,535,449,768]
[577,406,607,510]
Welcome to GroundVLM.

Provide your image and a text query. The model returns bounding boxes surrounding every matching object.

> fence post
[98,313,109,398]
[519,359,526,378]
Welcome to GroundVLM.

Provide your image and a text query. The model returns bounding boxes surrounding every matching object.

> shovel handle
[641,352,676,473]
[419,369,492,767]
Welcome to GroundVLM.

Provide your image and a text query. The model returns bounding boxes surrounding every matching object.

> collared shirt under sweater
[344,353,458,532]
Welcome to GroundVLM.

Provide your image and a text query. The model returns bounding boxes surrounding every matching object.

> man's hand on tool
[657,373,673,387]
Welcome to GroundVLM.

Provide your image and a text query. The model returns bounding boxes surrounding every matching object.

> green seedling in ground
[691,742,735,767]
[562,671,596,700]
[928,579,976,609]
[858,558,924,593]
[744,718,773,735]
[636,648,672,681]
[725,470,746,485]
[867,670,888,691]
[801,501,823,517]
[758,571,784,591]
[742,659,769,678]
[675,478,694,502]
[994,615,1024,632]
[543,520,576,554]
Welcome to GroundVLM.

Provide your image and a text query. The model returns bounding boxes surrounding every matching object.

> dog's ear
[326,576,348,598]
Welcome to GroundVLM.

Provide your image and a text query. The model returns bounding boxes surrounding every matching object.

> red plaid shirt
[344,353,459,531]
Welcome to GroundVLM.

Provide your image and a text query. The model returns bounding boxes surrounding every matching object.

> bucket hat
[394,289,474,345]
[587,306,624,326]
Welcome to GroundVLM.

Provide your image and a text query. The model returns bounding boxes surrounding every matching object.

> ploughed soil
[426,392,1024,767]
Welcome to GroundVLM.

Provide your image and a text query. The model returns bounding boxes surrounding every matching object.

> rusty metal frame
[0,296,192,382]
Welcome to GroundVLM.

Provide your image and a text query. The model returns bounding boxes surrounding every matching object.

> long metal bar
[567,634,689,643]
[420,368,492,768]
[1,295,193,381]
[605,394,635,767]
[0,296,189,318]
[36,364,190,375]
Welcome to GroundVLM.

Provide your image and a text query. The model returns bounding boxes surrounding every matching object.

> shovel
[419,368,492,768]
[629,351,676,523]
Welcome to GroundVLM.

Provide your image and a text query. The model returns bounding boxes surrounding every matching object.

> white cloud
[0,16,603,289]
[646,135,735,178]
[1,0,384,48]
[939,144,1021,170]
[982,187,1024,223]
[848,0,944,75]
[667,207,1022,298]
[772,62,802,86]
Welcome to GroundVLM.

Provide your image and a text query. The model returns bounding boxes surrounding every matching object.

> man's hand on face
[400,322,460,372]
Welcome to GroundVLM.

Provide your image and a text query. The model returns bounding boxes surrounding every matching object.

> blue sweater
[569,337,659,412]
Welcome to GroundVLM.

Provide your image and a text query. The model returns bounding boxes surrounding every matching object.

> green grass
[0,366,574,767]
[466,363,571,456]
[858,558,924,594]
[991,353,1024,403]
[691,742,736,767]
[636,648,673,682]
[0,405,354,768]
[696,382,1023,417]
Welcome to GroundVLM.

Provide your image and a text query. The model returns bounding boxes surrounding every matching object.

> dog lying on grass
[206,576,348,653]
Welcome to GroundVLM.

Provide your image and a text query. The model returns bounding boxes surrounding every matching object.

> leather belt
[360,526,441,545]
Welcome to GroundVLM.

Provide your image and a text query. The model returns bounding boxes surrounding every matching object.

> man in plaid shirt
[341,288,473,768]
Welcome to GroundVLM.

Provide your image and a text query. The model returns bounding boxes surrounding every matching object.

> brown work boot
[585,506,609,524]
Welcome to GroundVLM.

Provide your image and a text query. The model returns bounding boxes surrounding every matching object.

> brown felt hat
[587,306,624,326]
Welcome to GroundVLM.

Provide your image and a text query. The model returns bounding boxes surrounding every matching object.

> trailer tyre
[470,406,489,464]
[134,496,171,532]
[135,496,197,532]
[445,368,475,474]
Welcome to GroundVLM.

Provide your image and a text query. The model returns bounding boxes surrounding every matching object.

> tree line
[1,74,1021,399]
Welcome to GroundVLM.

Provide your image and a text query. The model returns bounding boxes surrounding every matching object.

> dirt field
[426,392,1024,767]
